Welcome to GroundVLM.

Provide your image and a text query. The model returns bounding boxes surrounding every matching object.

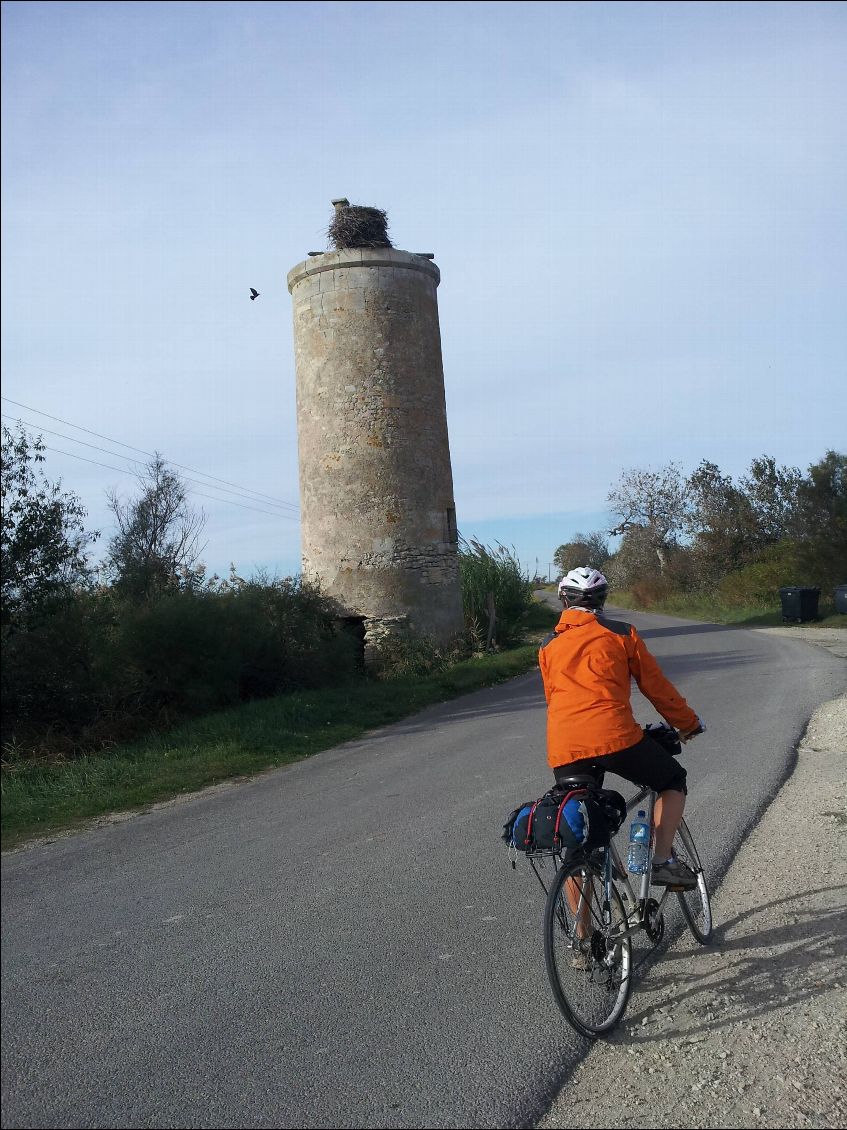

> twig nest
[328,204,392,249]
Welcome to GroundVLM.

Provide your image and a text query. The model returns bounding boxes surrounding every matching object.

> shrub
[369,633,470,680]
[1,424,98,626]
[0,592,112,750]
[716,541,804,608]
[629,577,675,609]
[458,537,533,647]
[1,576,360,759]
[106,578,359,717]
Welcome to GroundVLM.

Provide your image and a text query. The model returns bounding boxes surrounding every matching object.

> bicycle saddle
[554,773,601,788]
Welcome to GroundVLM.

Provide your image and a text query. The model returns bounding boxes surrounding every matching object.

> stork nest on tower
[328,205,392,249]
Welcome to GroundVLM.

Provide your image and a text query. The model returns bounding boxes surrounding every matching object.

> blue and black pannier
[503,785,626,856]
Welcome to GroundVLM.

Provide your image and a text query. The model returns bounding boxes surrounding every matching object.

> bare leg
[566,875,592,940]
[654,788,685,861]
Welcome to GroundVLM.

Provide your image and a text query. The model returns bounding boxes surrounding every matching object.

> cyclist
[539,566,704,888]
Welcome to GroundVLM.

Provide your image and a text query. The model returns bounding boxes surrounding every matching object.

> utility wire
[2,413,300,515]
[24,439,298,521]
[1,396,299,512]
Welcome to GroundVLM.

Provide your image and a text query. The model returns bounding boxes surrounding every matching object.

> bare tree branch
[106,455,206,601]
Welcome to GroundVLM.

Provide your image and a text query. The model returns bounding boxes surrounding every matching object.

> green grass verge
[1,603,559,851]
[610,590,845,628]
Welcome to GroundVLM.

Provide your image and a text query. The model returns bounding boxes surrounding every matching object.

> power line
[2,396,300,510]
[2,414,146,469]
[1,396,300,512]
[2,413,300,515]
[18,437,298,521]
[46,444,298,521]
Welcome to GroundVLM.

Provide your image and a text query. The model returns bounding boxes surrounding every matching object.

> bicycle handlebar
[644,718,705,752]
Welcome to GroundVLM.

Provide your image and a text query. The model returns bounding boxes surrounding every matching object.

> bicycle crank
[644,897,665,943]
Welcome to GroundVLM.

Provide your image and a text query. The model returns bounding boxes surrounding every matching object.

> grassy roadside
[609,589,845,629]
[1,602,558,851]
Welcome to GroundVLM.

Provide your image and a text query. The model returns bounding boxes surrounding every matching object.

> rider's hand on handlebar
[679,717,706,743]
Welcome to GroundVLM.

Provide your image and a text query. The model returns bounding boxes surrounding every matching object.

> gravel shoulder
[539,625,847,1130]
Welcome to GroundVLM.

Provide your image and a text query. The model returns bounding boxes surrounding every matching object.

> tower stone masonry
[287,205,464,657]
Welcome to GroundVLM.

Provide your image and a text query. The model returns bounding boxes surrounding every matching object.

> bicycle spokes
[544,860,633,1037]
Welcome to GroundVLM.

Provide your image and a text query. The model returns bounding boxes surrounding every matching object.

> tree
[604,524,665,591]
[796,450,846,538]
[553,530,610,576]
[607,463,688,572]
[739,455,802,545]
[684,460,759,584]
[794,450,847,588]
[105,455,206,601]
[1,424,97,626]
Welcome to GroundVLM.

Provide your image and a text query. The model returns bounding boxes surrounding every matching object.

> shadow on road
[607,885,847,1044]
[647,650,760,675]
[388,673,545,734]
[637,623,741,640]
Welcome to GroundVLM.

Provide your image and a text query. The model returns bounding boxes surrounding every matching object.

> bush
[368,633,470,680]
[0,592,112,751]
[629,577,675,609]
[1,425,98,626]
[1,576,360,760]
[796,534,847,593]
[106,578,359,716]
[458,537,533,647]
[716,541,804,608]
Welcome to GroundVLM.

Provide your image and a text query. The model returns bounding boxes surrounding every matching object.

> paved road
[3,609,845,1129]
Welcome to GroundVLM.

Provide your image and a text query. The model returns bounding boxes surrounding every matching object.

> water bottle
[627,810,650,874]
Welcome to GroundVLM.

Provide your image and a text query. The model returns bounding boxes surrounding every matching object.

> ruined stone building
[287,201,463,658]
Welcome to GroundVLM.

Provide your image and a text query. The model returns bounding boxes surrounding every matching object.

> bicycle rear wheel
[543,858,633,1038]
[673,819,713,944]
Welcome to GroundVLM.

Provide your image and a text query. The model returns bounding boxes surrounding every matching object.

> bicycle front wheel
[673,819,713,944]
[543,858,633,1038]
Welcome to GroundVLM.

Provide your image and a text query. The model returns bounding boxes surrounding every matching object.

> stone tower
[287,200,464,656]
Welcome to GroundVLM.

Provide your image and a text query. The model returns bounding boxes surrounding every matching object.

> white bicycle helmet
[557,567,609,610]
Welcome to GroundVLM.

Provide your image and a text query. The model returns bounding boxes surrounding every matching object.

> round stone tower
[287,201,463,656]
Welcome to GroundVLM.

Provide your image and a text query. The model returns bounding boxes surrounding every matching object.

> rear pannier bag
[503,786,626,855]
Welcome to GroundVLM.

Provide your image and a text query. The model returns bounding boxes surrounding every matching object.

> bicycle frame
[600,785,673,943]
[528,785,673,946]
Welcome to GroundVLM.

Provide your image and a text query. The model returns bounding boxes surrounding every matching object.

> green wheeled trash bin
[779,586,821,623]
[835,585,847,614]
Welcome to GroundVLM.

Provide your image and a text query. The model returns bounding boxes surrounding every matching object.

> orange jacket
[538,608,699,768]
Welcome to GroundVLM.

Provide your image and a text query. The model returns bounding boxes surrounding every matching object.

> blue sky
[2,1,845,581]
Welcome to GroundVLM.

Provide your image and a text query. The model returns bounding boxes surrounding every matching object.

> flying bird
[250,288,260,300]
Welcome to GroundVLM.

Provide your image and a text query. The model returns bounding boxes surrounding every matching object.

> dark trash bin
[835,585,847,614]
[778,586,820,623]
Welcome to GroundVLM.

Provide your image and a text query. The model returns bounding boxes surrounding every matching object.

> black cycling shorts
[554,733,688,795]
